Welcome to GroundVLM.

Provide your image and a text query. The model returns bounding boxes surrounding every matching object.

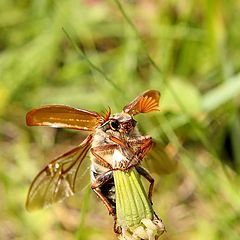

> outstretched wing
[26,135,93,211]
[26,105,102,131]
[144,140,178,175]
[123,90,160,116]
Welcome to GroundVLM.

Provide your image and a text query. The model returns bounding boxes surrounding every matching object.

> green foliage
[1,0,240,239]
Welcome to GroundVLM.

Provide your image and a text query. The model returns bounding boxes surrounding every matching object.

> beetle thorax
[90,113,141,172]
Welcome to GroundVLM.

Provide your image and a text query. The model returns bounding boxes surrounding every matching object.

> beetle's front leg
[91,144,118,169]
[108,135,153,168]
[126,136,153,168]
[134,136,153,160]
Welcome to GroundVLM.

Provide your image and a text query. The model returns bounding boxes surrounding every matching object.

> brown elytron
[26,90,166,232]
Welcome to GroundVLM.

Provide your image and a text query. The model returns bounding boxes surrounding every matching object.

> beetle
[25,90,174,232]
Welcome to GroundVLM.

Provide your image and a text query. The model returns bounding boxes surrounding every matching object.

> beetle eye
[110,120,119,131]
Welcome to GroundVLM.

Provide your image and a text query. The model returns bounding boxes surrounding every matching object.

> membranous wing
[123,90,160,116]
[144,140,177,175]
[26,135,93,211]
[26,105,102,131]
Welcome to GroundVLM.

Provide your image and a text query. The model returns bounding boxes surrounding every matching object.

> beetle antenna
[101,107,111,121]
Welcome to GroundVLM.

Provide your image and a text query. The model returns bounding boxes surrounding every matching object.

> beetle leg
[91,171,115,215]
[90,145,117,170]
[134,136,153,160]
[91,171,121,233]
[126,137,153,168]
[109,135,129,148]
[136,166,154,204]
[107,135,153,169]
[109,135,135,156]
[135,166,161,220]
[109,135,152,160]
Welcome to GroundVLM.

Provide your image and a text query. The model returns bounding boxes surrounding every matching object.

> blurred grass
[1,0,240,239]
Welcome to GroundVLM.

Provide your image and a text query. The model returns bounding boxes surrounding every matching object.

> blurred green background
[1,0,240,239]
